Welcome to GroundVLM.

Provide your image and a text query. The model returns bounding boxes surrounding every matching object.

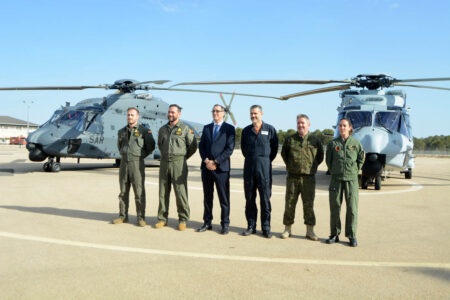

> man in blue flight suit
[241,105,278,238]
[197,104,236,235]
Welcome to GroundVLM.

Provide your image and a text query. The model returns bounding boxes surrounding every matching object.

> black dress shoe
[326,235,339,244]
[220,226,229,235]
[262,230,272,239]
[242,228,256,236]
[349,238,358,247]
[196,224,212,232]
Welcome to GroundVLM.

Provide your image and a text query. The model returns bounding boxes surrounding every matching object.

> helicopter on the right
[173,74,450,190]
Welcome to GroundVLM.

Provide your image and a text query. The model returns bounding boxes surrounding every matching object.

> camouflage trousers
[329,176,359,238]
[283,174,316,226]
[118,158,146,221]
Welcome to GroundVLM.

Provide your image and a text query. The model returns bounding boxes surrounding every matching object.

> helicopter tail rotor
[219,92,237,125]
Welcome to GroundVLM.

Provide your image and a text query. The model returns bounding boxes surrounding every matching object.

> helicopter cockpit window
[344,111,372,130]
[85,113,102,134]
[58,110,85,130]
[375,112,401,133]
[40,110,64,127]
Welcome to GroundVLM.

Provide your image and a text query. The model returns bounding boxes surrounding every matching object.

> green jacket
[158,121,197,161]
[281,132,324,176]
[326,136,365,180]
[117,124,156,161]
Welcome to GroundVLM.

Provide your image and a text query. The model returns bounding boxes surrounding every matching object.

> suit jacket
[199,122,235,172]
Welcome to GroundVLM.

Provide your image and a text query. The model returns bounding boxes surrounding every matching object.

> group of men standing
[113,104,363,247]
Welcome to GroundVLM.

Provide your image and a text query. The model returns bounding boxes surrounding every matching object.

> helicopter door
[68,138,82,154]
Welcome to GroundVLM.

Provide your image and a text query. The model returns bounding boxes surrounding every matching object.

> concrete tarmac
[0,145,449,299]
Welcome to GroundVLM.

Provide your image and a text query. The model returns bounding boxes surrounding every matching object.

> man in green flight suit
[280,114,324,240]
[113,107,155,227]
[154,104,198,231]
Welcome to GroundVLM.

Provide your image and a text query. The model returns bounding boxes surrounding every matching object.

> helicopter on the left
[1,79,272,172]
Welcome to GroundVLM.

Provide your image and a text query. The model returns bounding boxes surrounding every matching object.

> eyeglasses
[211,110,224,113]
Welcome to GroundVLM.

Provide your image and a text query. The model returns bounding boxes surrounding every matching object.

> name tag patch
[261,131,269,135]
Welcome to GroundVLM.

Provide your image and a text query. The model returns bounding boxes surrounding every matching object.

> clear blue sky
[0,0,449,137]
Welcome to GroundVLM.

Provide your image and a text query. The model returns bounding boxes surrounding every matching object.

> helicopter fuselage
[26,92,203,171]
[334,89,414,187]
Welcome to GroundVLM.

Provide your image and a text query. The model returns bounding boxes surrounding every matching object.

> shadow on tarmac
[412,268,450,283]
[0,205,319,238]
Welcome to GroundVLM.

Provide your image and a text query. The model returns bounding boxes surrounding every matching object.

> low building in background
[0,116,39,144]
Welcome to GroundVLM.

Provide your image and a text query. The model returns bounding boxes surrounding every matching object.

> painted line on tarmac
[146,179,423,196]
[0,231,448,269]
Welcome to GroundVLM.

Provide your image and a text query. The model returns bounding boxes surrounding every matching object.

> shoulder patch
[189,129,194,134]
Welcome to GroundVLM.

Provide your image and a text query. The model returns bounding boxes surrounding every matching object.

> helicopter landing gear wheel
[375,176,382,190]
[405,168,412,179]
[43,157,61,172]
[361,175,369,189]
[51,162,61,172]
[43,162,51,172]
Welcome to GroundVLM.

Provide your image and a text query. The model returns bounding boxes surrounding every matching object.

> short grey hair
[297,114,309,121]
[250,104,262,112]
[213,104,225,111]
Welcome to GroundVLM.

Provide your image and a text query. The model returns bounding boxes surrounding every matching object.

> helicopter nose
[27,126,58,147]
[354,127,400,155]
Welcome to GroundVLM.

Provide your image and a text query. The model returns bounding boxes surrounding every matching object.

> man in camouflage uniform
[155,104,197,231]
[113,107,155,227]
[280,114,324,240]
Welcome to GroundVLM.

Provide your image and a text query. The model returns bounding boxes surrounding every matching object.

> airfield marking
[0,231,448,269]
[145,179,423,196]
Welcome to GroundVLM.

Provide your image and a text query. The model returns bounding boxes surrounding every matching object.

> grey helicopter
[0,79,273,172]
[173,74,450,190]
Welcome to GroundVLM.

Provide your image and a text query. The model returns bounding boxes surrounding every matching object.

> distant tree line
[235,129,450,152]
[413,136,450,151]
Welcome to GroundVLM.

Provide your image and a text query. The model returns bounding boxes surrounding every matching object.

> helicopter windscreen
[40,110,64,127]
[57,110,85,130]
[375,111,401,133]
[344,111,372,130]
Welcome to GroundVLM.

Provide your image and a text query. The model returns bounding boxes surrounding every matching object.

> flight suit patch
[134,129,140,137]
[335,146,341,151]
[175,128,182,135]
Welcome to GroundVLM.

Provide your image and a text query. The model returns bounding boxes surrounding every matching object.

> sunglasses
[211,110,224,113]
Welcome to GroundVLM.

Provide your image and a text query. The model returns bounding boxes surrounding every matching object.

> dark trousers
[201,169,230,227]
[244,173,272,231]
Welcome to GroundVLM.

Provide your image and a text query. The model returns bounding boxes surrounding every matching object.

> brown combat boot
[178,222,186,231]
[138,219,147,227]
[112,217,129,224]
[280,225,292,239]
[306,225,319,241]
[154,221,167,229]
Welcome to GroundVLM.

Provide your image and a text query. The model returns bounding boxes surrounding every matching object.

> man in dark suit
[197,104,236,235]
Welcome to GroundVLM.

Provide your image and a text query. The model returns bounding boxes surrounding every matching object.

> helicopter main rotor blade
[280,84,352,100]
[150,87,281,100]
[172,79,352,87]
[395,77,450,83]
[0,85,108,91]
[131,80,170,86]
[394,83,450,91]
